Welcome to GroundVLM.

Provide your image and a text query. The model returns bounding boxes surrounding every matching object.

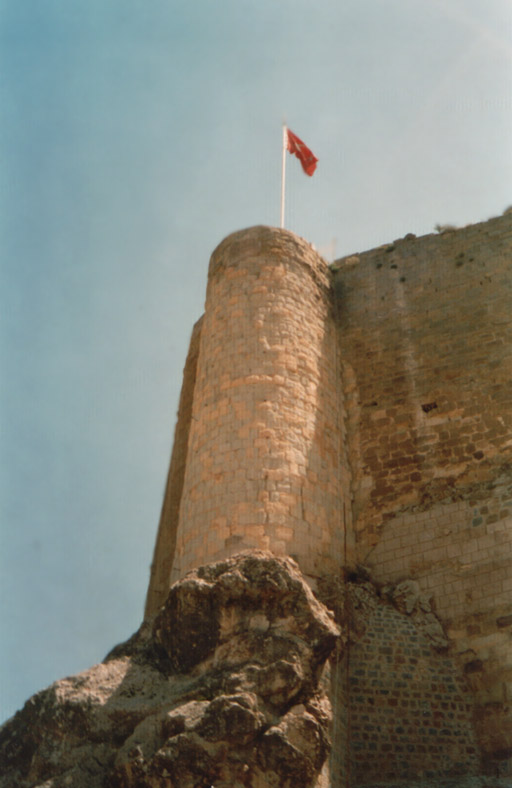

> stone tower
[146,214,512,782]
[2,215,511,788]
[146,225,354,615]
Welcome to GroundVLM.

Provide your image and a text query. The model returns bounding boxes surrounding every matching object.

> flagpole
[280,123,287,229]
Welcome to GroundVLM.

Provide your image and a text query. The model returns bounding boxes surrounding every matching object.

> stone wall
[145,214,512,777]
[149,225,353,597]
[333,214,512,548]
[145,317,203,617]
[333,213,512,774]
[346,595,479,784]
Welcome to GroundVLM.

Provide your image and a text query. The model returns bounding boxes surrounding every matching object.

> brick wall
[333,213,512,772]
[346,601,480,784]
[326,580,481,786]
[361,474,512,775]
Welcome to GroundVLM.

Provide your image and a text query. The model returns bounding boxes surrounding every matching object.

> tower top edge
[209,225,330,284]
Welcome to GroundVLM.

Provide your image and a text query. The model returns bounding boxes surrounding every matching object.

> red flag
[286,128,318,176]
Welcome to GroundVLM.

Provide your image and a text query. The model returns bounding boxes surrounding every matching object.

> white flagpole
[280,123,287,228]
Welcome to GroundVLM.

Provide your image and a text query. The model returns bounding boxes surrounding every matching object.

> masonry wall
[146,214,512,777]
[145,317,203,617]
[165,226,352,587]
[346,601,480,784]
[333,213,512,773]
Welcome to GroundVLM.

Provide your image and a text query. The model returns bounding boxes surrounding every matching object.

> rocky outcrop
[0,551,339,788]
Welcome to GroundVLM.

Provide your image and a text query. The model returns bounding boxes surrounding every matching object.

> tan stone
[144,215,512,777]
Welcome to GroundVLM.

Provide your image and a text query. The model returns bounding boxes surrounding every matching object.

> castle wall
[168,226,351,584]
[333,214,512,546]
[363,479,512,773]
[346,602,480,784]
[333,213,512,772]
[145,317,203,617]
[146,215,511,777]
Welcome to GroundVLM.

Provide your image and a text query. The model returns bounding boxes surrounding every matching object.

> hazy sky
[1,0,511,722]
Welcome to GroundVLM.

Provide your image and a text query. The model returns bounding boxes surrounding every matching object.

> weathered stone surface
[334,214,512,771]
[143,217,512,771]
[0,551,339,788]
[149,224,349,595]
[388,578,449,649]
[318,573,484,784]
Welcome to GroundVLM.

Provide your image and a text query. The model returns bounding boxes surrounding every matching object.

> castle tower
[2,217,510,788]
[145,226,353,615]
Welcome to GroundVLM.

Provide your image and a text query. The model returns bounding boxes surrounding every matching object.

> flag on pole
[285,127,318,176]
[280,124,318,228]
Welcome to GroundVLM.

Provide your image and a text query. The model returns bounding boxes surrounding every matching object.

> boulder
[0,551,339,788]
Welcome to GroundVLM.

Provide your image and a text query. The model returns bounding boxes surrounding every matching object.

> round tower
[168,225,348,584]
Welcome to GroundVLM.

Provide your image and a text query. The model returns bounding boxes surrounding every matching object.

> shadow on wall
[319,575,484,787]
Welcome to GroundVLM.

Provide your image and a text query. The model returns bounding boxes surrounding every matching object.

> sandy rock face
[0,551,339,788]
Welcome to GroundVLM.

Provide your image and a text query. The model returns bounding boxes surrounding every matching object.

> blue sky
[1,0,511,722]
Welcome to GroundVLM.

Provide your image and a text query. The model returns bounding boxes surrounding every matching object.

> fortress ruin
[146,215,512,784]
[2,213,511,788]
